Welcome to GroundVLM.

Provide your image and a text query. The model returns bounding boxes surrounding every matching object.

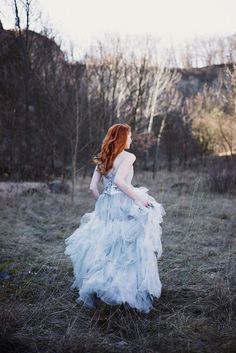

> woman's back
[102,150,135,190]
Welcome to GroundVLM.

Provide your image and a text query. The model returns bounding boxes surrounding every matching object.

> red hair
[94,124,131,175]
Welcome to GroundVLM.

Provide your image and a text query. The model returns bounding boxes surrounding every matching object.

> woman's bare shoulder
[113,151,136,170]
[116,151,136,163]
[123,151,136,161]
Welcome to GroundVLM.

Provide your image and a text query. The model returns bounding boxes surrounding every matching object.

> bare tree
[144,64,181,177]
[13,0,34,172]
[147,66,181,133]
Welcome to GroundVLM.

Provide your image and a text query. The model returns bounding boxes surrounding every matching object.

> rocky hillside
[0,26,233,105]
[176,64,233,97]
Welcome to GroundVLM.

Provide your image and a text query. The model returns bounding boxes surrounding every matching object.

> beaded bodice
[102,167,134,196]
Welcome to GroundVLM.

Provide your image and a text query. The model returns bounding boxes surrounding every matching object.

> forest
[0,11,236,186]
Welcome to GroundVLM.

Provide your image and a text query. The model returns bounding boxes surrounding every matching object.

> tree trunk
[152,115,166,179]
[71,89,80,204]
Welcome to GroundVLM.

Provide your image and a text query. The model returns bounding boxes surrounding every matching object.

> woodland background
[0,1,236,188]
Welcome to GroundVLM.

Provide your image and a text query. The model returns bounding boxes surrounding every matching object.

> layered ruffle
[65,186,165,313]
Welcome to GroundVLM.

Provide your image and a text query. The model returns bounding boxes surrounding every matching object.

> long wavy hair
[93,124,131,175]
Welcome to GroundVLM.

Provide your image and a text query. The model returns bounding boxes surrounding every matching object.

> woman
[65,123,166,313]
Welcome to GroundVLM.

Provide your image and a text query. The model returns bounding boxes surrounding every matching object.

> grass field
[0,169,235,353]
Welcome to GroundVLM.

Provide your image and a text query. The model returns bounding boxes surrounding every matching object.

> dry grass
[0,169,236,353]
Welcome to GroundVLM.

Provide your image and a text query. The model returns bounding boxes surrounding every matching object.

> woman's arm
[114,154,152,207]
[89,167,102,199]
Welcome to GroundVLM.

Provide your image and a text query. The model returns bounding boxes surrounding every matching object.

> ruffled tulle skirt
[64,186,166,313]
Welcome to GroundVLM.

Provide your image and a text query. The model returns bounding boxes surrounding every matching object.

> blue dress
[64,166,166,313]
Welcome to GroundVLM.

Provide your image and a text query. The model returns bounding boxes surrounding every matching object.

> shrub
[205,155,236,194]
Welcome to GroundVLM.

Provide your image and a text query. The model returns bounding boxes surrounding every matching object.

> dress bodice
[102,166,134,196]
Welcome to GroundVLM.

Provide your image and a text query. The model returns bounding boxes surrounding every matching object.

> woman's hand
[135,196,153,208]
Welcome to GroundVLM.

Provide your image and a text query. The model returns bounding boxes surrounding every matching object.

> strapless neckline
[106,165,133,177]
